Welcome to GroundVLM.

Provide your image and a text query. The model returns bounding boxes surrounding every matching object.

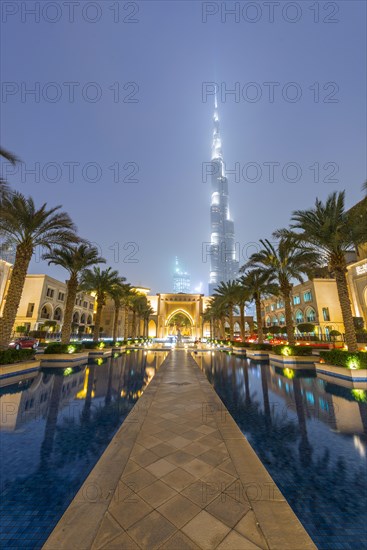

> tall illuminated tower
[208,95,239,295]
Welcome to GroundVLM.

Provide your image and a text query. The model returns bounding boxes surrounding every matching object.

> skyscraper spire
[208,96,239,295]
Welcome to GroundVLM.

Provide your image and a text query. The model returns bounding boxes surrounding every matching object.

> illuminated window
[295,310,304,323]
[306,307,316,322]
[322,307,330,321]
[303,291,312,302]
[293,295,300,305]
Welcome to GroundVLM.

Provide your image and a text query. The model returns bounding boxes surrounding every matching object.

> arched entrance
[165,310,194,338]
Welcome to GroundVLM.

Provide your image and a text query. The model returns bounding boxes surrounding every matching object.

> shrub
[272,345,314,356]
[44,343,84,354]
[82,341,110,350]
[0,349,35,365]
[249,343,273,351]
[319,350,367,370]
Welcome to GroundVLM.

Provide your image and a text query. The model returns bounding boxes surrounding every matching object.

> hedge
[44,343,84,354]
[319,350,367,370]
[272,345,314,356]
[0,349,36,365]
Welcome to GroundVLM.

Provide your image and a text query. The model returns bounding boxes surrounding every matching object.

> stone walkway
[44,351,315,550]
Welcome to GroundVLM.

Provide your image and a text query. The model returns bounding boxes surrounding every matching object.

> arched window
[306,307,316,322]
[53,307,63,321]
[272,316,279,326]
[295,310,304,324]
[266,316,271,327]
[279,313,285,325]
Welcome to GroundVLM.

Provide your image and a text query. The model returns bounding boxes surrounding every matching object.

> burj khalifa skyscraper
[208,94,239,295]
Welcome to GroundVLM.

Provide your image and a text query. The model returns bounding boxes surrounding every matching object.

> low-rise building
[262,278,345,338]
[0,272,95,335]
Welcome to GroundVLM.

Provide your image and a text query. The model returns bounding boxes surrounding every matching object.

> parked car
[9,337,39,350]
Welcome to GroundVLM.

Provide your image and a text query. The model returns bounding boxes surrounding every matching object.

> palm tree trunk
[334,268,358,352]
[93,303,103,341]
[283,285,295,345]
[123,306,129,339]
[132,311,136,338]
[239,302,245,341]
[229,306,234,339]
[0,243,32,347]
[61,275,78,344]
[112,304,120,341]
[256,297,264,344]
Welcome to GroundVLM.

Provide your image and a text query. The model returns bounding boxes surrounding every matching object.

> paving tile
[109,493,153,530]
[121,468,157,492]
[130,447,160,468]
[161,467,196,492]
[91,511,124,549]
[179,430,203,441]
[149,442,178,458]
[199,449,230,467]
[160,530,201,550]
[206,493,251,528]
[181,510,231,549]
[146,458,177,478]
[183,441,210,457]
[181,458,215,478]
[201,466,237,489]
[138,479,177,508]
[136,434,162,449]
[121,460,140,476]
[181,480,218,508]
[155,430,178,442]
[169,435,192,449]
[157,494,201,528]
[99,531,140,549]
[217,458,238,477]
[217,530,263,549]
[127,510,177,550]
[234,511,269,550]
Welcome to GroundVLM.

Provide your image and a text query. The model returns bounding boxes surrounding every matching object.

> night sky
[1,1,366,293]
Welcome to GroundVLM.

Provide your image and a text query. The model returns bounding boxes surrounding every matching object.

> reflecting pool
[0,351,166,549]
[196,352,367,550]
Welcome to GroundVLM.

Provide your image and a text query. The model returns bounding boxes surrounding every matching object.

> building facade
[262,278,345,337]
[0,273,95,335]
[208,94,239,295]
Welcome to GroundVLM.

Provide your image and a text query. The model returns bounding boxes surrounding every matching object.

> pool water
[0,351,166,549]
[196,352,367,550]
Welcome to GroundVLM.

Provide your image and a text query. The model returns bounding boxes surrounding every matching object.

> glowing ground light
[347,358,360,370]
[283,368,295,379]
[63,367,73,376]
[351,389,367,403]
[95,358,104,365]
[281,346,292,356]
[67,345,76,354]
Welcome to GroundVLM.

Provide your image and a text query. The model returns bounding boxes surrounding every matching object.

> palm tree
[109,283,131,341]
[141,303,154,337]
[239,269,279,344]
[129,293,149,338]
[209,295,228,339]
[0,193,77,347]
[44,244,105,344]
[80,267,125,341]
[243,238,319,345]
[213,280,240,339]
[0,146,19,199]
[233,282,250,341]
[281,191,367,351]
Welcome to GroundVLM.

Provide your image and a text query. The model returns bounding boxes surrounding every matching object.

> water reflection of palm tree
[292,377,313,466]
[39,374,64,466]
[82,365,96,423]
[260,364,271,425]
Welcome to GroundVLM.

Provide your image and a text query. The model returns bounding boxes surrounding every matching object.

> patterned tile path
[44,350,315,550]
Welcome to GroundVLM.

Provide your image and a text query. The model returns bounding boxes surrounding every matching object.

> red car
[9,337,39,350]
